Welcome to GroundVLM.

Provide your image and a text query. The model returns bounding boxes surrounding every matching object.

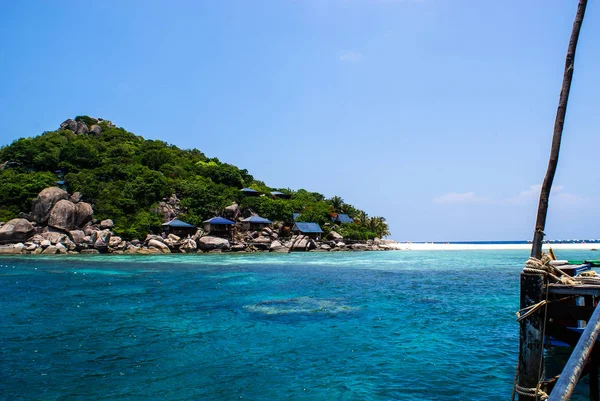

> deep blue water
[1,250,599,400]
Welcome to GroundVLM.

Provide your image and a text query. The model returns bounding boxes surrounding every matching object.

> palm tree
[330,196,345,213]
[369,217,391,238]
[355,210,369,226]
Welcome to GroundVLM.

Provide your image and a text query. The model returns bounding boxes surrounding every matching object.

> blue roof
[293,222,323,233]
[292,213,301,221]
[203,217,235,225]
[333,214,354,223]
[241,216,272,224]
[162,219,196,228]
[271,191,283,195]
[240,188,259,193]
[56,180,66,185]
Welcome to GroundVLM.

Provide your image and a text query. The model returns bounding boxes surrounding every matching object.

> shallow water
[1,250,598,400]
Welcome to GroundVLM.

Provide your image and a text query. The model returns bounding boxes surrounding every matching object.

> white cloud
[432,192,489,204]
[508,184,589,206]
[339,51,362,63]
[508,184,543,205]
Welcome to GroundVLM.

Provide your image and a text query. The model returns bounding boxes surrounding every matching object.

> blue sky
[1,1,599,241]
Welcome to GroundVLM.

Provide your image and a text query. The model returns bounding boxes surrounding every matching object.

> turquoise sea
[1,250,598,401]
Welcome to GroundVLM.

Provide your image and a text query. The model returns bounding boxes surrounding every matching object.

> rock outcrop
[100,219,114,230]
[148,239,171,253]
[155,194,182,222]
[224,203,240,221]
[180,238,197,253]
[47,199,93,231]
[0,219,35,245]
[328,231,344,242]
[289,235,317,252]
[89,125,102,135]
[198,236,230,251]
[94,230,112,252]
[59,118,104,136]
[31,187,69,225]
[60,119,78,132]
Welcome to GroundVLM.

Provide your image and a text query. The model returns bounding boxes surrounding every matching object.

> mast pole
[530,0,588,259]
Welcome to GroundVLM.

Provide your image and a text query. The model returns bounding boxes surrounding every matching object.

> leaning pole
[530,0,588,260]
[518,2,588,400]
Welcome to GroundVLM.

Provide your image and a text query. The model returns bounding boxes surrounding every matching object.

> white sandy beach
[385,243,600,251]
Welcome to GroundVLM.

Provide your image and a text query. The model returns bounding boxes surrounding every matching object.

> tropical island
[0,116,394,254]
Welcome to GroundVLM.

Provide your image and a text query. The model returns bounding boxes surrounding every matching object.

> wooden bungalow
[162,219,197,237]
[241,216,272,231]
[291,222,323,240]
[331,213,354,224]
[203,217,235,237]
[240,188,260,197]
[270,191,291,200]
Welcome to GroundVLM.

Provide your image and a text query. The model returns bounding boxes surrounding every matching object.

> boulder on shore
[0,218,34,245]
[180,238,197,253]
[75,203,93,227]
[290,235,316,252]
[47,200,93,231]
[328,231,344,242]
[269,240,289,253]
[94,230,112,251]
[48,199,77,230]
[198,236,230,251]
[148,239,171,253]
[31,187,69,225]
[42,245,58,254]
[0,245,24,254]
[69,230,86,244]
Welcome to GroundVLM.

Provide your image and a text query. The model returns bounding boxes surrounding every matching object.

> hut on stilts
[514,1,600,400]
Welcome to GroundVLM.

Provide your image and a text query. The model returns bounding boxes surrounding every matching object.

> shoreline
[383,243,600,251]
[1,241,598,255]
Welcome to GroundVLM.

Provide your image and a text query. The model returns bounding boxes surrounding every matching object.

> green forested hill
[0,116,389,240]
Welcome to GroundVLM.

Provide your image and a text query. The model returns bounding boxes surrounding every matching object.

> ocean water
[1,250,598,401]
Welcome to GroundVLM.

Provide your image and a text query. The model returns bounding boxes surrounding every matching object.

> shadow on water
[244,296,360,323]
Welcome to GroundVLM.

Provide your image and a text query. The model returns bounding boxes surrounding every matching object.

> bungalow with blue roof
[241,215,272,231]
[162,219,197,237]
[240,188,260,197]
[203,217,236,237]
[292,222,323,240]
[332,213,354,224]
[270,191,291,200]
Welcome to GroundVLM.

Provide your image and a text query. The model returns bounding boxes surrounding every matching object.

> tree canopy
[0,117,390,240]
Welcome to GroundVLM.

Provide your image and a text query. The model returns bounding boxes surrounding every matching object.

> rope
[523,256,577,285]
[524,255,600,286]
[514,384,549,400]
[516,300,548,322]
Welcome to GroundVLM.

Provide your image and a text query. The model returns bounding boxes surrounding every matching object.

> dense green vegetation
[0,117,390,240]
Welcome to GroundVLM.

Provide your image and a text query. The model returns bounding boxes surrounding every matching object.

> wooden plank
[548,285,600,297]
